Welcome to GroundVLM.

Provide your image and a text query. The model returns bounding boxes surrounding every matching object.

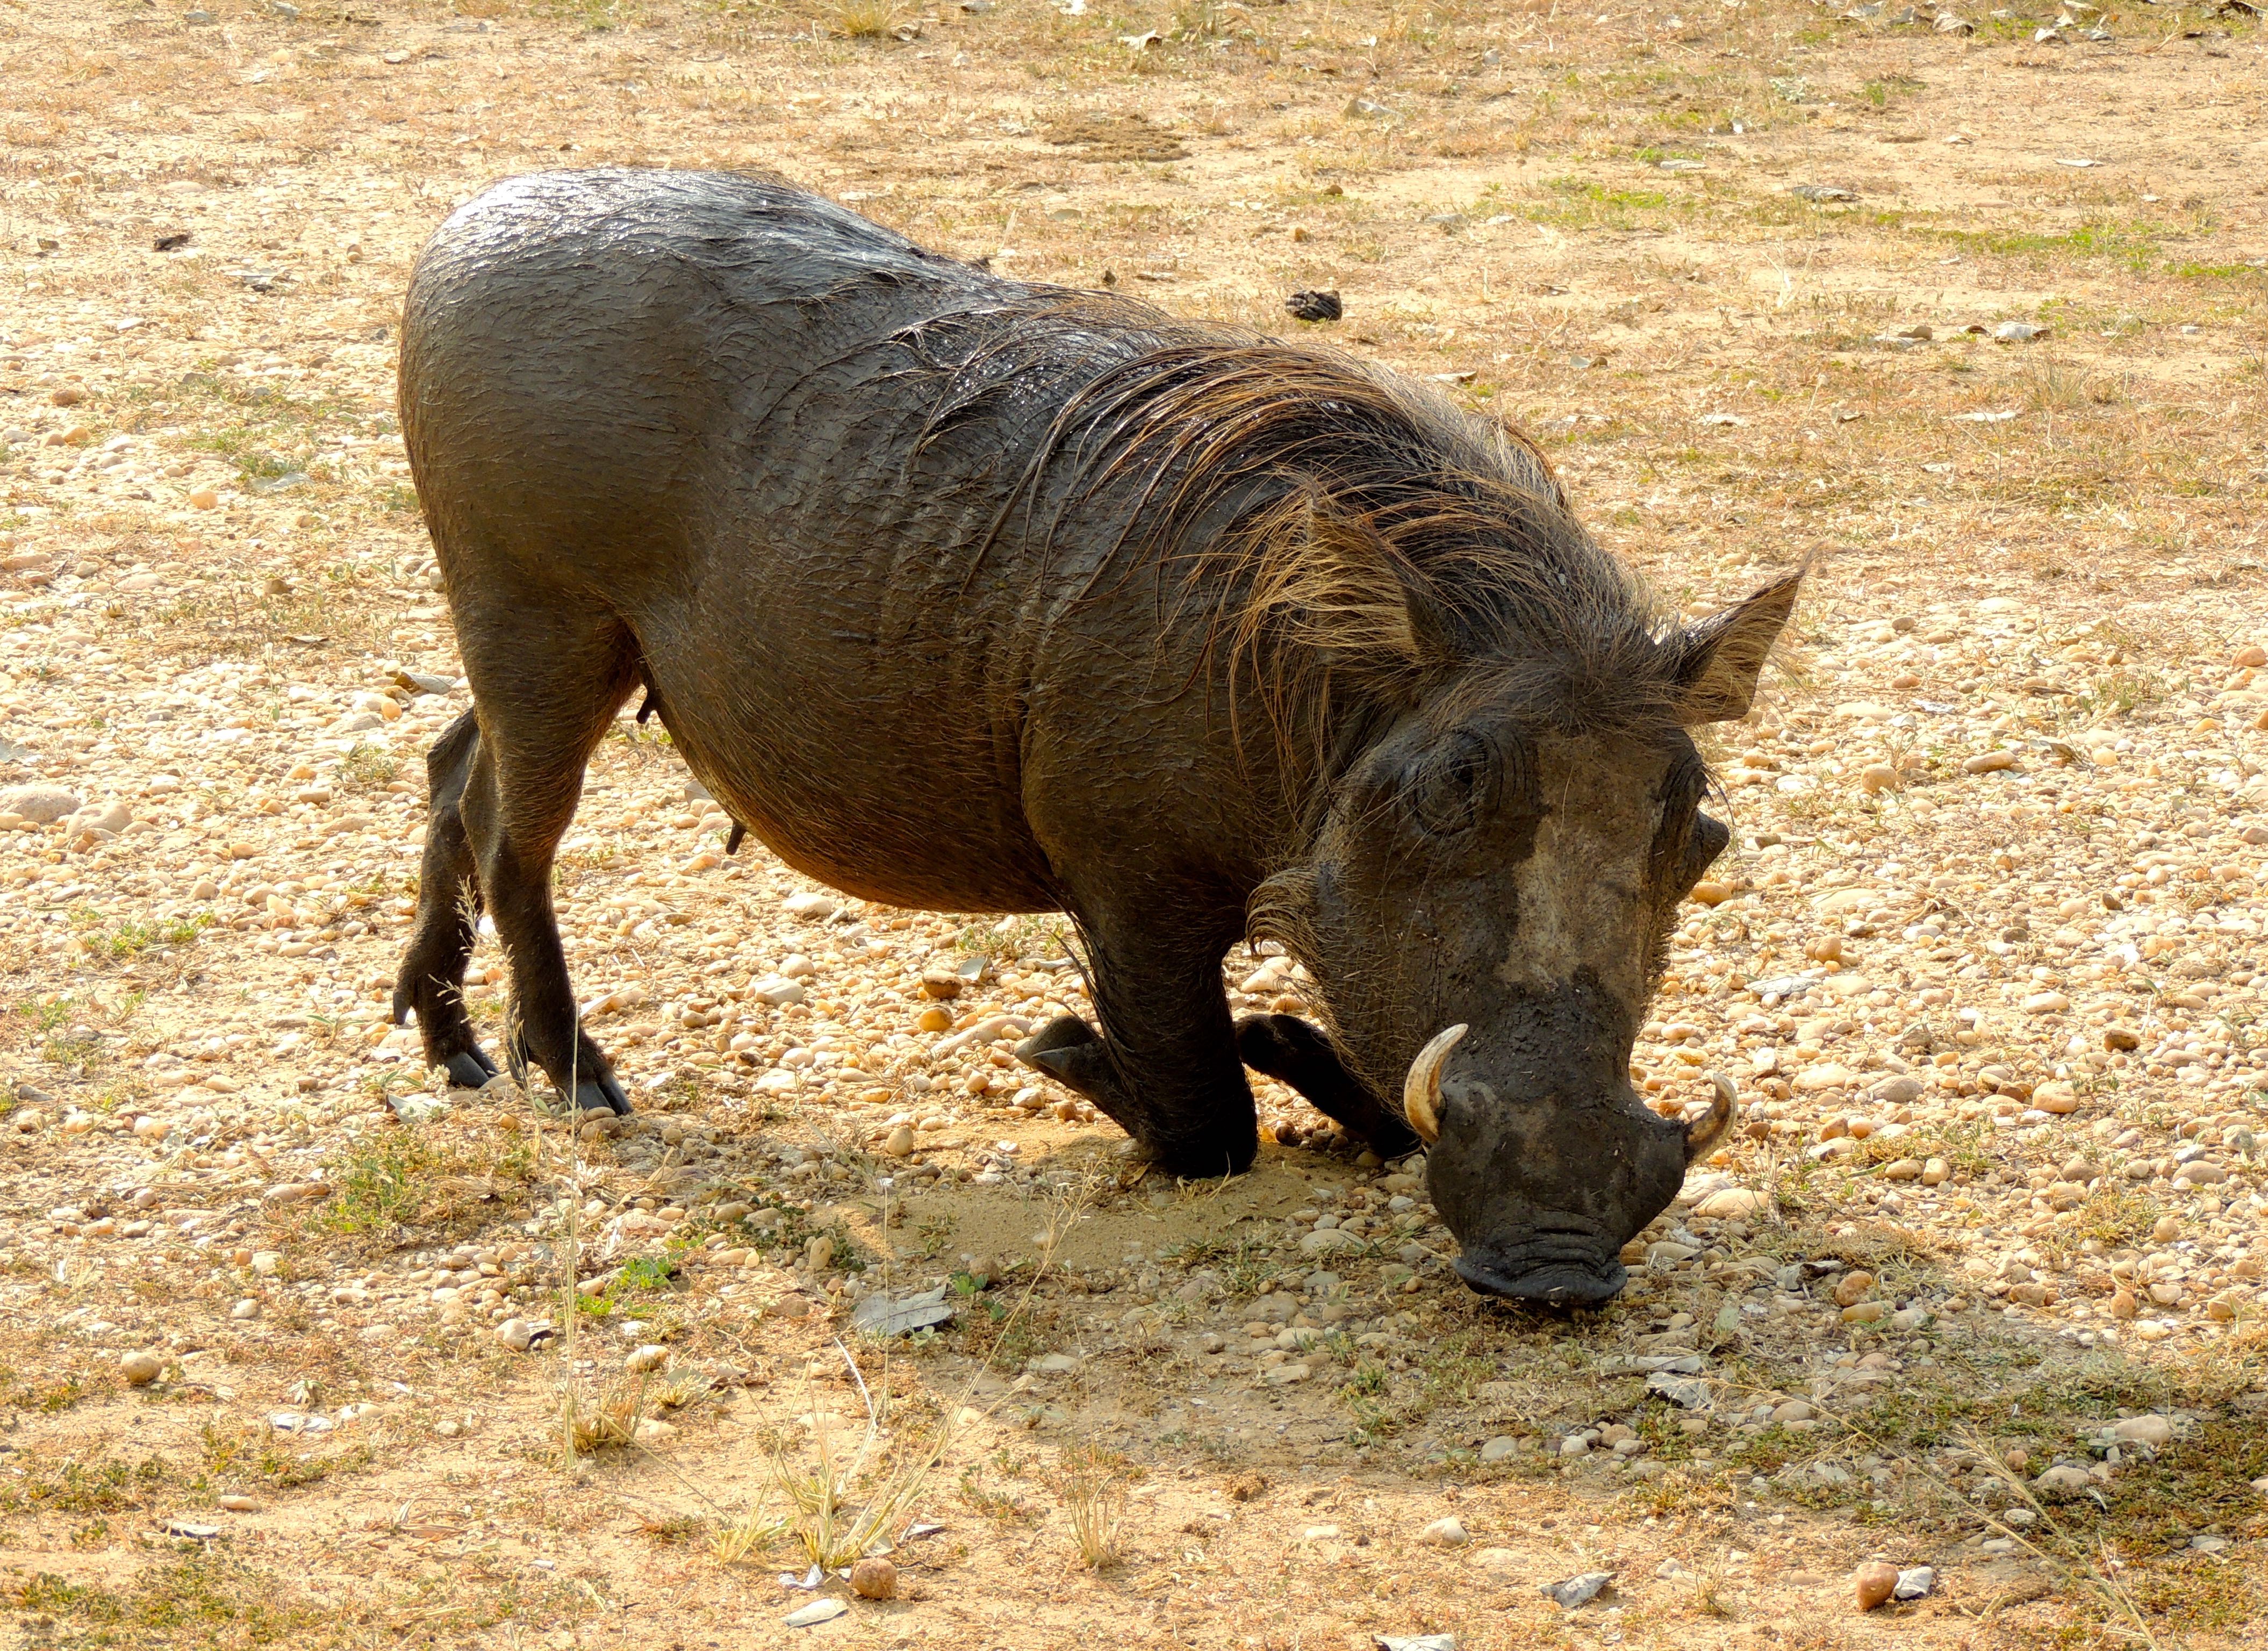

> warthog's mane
[901,286,1694,794]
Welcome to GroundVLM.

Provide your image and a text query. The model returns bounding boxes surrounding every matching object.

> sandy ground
[1,0,2266,1646]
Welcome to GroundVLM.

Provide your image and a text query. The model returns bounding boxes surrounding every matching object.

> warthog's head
[1258,558,1799,1307]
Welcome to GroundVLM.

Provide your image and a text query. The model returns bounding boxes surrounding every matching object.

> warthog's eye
[1406,729,1496,838]
[1653,756,1722,892]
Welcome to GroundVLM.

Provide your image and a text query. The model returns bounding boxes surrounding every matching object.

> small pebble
[850,1556,898,1599]
[1853,1560,1899,1610]
[120,1350,162,1386]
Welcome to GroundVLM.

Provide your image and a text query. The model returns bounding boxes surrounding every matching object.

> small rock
[881,1124,916,1158]
[1479,1437,1520,1462]
[218,1495,259,1512]
[2034,1464,2093,1496]
[1771,1400,1817,1424]
[631,1417,676,1444]
[1841,1301,1887,1324]
[0,784,81,825]
[850,1556,898,1599]
[120,1350,163,1386]
[625,1344,669,1375]
[1993,320,2047,342]
[1693,1187,1768,1218]
[1833,1270,1876,1308]
[781,891,837,920]
[1854,1560,1899,1610]
[1921,1157,1951,1185]
[1540,1571,1613,1610]
[1894,1566,1935,1601]
[1963,750,2018,774]
[2113,1415,2172,1447]
[783,1598,849,1627]
[748,974,809,1007]
[230,1298,260,1320]
[1419,1515,1469,1546]
[495,1318,533,1352]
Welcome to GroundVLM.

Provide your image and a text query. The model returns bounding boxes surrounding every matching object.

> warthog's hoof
[442,1048,499,1091]
[573,1073,633,1116]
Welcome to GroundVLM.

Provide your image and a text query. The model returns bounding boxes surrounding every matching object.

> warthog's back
[398,170,1240,914]
[400,169,1000,578]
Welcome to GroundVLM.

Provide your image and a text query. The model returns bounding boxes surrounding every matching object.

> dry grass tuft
[831,0,907,38]
[1059,1444,1130,1569]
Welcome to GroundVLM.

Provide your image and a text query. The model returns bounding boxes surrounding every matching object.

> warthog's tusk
[1402,1024,1468,1146]
[1685,1072,1738,1161]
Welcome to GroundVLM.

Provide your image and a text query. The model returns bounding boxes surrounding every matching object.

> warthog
[393,169,1796,1304]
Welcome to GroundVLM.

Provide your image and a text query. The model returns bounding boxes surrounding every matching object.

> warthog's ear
[1673,571,1802,725]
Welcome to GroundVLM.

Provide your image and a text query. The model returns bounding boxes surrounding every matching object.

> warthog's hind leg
[453,611,640,1116]
[393,709,501,1089]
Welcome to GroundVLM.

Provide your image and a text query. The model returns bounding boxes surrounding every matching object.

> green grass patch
[317,1123,536,1245]
[5,1555,325,1647]
[1927,220,2163,273]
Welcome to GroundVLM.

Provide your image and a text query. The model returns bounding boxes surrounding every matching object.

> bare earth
[2,0,2266,1646]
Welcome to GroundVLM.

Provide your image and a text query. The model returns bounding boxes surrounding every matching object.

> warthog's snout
[1408,1025,1739,1309]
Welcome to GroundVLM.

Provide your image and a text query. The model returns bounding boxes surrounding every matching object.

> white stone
[2112,1415,2173,1447]
[0,784,80,824]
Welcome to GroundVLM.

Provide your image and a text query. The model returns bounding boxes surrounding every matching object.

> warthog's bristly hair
[907,288,1705,800]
